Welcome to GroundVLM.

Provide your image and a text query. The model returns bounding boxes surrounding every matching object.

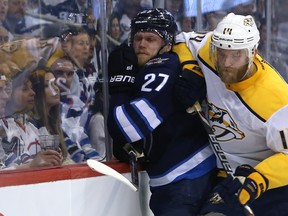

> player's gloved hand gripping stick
[187,101,254,216]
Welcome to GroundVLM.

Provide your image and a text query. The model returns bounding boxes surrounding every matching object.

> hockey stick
[187,101,254,216]
[123,143,144,188]
[87,159,138,192]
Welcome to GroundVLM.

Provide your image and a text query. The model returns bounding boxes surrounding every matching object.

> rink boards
[0,163,153,216]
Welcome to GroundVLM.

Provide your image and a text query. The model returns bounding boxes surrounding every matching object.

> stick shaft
[188,101,254,216]
[191,101,234,176]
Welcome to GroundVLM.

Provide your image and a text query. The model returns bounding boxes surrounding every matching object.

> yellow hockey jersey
[174,31,288,190]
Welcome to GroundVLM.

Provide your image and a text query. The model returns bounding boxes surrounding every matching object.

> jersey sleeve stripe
[114,105,143,143]
[131,98,163,131]
[279,131,288,149]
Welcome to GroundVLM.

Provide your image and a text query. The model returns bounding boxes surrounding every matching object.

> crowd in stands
[0,0,287,170]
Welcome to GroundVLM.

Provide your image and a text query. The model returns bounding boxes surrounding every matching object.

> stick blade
[87,159,138,192]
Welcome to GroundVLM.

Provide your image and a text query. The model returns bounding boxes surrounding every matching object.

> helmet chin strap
[157,42,170,56]
[157,45,165,56]
[240,62,255,81]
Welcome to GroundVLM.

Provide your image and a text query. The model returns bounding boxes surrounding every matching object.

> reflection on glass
[0,0,287,170]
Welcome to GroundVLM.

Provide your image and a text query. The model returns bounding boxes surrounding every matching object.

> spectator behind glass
[0,73,11,167]
[0,0,13,41]
[3,0,51,37]
[0,0,13,43]
[0,72,63,169]
[87,79,105,160]
[107,13,121,53]
[0,0,8,25]
[66,27,90,70]
[204,10,227,31]
[3,0,25,34]
[113,0,144,43]
[29,69,73,165]
[51,57,102,162]
[164,0,183,31]
[45,0,95,25]
[83,26,99,78]
[178,14,196,32]
[64,27,97,116]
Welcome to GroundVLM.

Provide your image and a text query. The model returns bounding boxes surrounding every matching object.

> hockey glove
[235,164,269,206]
[175,69,206,109]
[199,175,246,216]
[108,43,138,94]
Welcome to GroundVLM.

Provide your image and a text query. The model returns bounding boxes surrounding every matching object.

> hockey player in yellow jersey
[173,13,288,215]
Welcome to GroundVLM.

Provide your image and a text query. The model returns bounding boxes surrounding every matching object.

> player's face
[215,48,249,84]
[133,32,165,66]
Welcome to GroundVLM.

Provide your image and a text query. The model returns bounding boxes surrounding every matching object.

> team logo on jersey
[208,102,245,141]
[146,57,169,66]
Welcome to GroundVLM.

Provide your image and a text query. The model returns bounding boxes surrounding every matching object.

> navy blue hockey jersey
[108,52,216,187]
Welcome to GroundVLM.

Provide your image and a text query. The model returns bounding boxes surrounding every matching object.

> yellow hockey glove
[235,164,269,205]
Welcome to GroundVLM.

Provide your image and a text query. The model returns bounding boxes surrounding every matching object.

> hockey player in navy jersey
[173,13,288,215]
[107,8,216,216]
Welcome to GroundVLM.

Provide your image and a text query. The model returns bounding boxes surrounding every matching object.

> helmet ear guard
[130,8,177,45]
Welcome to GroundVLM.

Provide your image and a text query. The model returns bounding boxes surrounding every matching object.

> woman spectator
[0,72,63,169]
[29,69,74,165]
[107,13,121,53]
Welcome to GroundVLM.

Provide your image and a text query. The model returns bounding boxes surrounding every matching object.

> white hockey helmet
[211,13,260,59]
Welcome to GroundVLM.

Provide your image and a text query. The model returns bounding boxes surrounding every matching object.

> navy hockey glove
[175,69,206,109]
[108,43,138,94]
[200,175,246,216]
[235,164,269,206]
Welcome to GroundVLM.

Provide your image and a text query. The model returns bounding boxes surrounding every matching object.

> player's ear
[160,44,172,54]
[166,44,172,52]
